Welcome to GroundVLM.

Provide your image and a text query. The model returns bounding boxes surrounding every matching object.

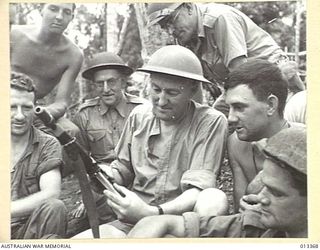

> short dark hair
[225,59,288,117]
[41,3,76,12]
[11,71,35,93]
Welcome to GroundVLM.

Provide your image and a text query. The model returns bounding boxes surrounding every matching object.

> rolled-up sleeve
[181,112,228,191]
[37,136,63,176]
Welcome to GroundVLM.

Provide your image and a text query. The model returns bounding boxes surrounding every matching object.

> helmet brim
[82,63,133,80]
[147,3,182,28]
[137,65,212,84]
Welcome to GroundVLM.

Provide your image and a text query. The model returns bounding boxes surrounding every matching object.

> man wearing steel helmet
[73,45,228,238]
[128,127,307,238]
[147,3,305,116]
[67,52,146,237]
[10,72,67,239]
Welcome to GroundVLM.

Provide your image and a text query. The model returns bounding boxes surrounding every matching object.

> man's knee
[40,198,67,217]
[193,188,229,217]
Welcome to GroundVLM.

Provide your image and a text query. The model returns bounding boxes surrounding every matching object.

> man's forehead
[11,88,35,100]
[44,3,74,10]
[94,68,122,80]
[226,85,258,102]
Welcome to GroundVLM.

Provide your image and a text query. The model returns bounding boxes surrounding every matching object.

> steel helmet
[147,3,183,27]
[82,52,133,80]
[137,45,211,84]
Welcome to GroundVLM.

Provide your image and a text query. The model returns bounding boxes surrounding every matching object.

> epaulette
[125,93,147,105]
[78,97,100,111]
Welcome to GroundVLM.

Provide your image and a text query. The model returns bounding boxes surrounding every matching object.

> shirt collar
[99,92,127,118]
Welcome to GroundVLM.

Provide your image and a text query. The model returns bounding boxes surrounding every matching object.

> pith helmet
[137,45,211,84]
[263,126,307,176]
[147,3,183,27]
[82,52,133,80]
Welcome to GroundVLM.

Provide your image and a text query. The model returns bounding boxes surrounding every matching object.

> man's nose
[55,9,63,20]
[257,187,271,206]
[103,81,111,92]
[228,108,238,124]
[157,91,168,106]
[13,107,25,120]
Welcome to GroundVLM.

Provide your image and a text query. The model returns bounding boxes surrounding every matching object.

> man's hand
[239,194,262,213]
[104,183,157,224]
[128,215,185,238]
[71,202,87,218]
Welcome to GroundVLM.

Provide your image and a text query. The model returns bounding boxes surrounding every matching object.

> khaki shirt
[11,127,63,223]
[191,3,281,82]
[111,101,228,205]
[73,93,146,163]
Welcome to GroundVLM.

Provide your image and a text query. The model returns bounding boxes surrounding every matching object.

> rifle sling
[70,157,100,238]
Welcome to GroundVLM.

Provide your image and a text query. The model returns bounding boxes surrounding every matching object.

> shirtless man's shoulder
[11,25,83,99]
[227,132,256,181]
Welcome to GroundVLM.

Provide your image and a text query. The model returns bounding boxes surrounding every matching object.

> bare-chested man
[10,3,83,127]
[225,59,304,212]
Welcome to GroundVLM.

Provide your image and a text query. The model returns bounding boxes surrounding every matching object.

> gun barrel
[34,106,56,129]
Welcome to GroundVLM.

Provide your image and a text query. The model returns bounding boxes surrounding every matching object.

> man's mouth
[12,122,25,128]
[102,93,114,97]
[51,23,63,28]
[155,106,172,112]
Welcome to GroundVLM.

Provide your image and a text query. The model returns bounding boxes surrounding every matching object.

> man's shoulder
[11,25,37,40]
[125,93,147,105]
[33,127,60,146]
[77,97,100,112]
[202,3,241,28]
[194,102,227,121]
[61,34,83,58]
[129,102,153,119]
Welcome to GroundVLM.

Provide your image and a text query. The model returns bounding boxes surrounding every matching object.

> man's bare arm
[104,185,201,224]
[228,56,247,71]
[47,49,83,119]
[11,168,62,218]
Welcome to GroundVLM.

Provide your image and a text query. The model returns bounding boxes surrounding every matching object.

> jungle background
[10,1,307,237]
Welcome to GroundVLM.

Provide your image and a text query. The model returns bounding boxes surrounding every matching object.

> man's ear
[266,94,279,116]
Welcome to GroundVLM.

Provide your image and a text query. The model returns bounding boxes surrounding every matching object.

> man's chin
[11,129,28,136]
[152,109,172,121]
[102,96,117,106]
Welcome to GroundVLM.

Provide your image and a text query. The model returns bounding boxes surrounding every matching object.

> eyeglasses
[94,77,121,89]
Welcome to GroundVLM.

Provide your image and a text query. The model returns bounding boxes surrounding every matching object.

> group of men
[10,3,307,239]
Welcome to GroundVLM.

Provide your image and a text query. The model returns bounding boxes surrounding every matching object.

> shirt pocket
[24,174,39,194]
[87,130,107,155]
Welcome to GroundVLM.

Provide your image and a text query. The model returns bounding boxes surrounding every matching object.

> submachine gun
[34,106,119,238]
